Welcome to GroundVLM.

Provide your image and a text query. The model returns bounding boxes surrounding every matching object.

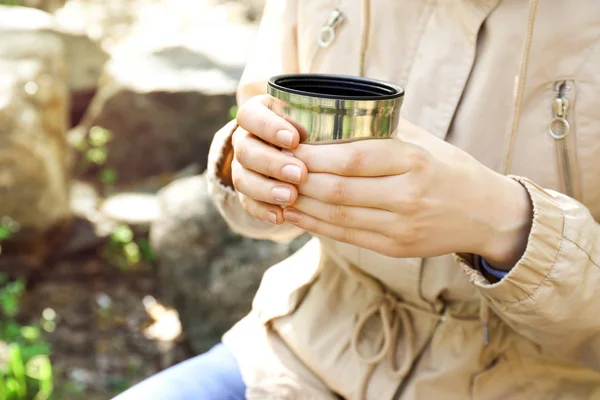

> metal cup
[267,74,404,144]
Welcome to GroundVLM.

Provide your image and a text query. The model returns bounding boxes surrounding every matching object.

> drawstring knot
[351,293,441,399]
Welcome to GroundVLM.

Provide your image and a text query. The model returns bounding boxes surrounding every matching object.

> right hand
[232,95,308,225]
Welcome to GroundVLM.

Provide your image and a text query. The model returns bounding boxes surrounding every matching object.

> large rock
[150,175,309,353]
[69,0,258,184]
[0,6,71,260]
[0,5,109,126]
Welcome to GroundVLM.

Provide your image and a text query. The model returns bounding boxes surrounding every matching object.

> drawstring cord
[351,292,442,400]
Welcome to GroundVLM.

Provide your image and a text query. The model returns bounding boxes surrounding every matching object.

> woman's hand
[232,95,308,225]
[283,118,533,269]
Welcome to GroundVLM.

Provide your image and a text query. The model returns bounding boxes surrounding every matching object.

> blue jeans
[113,344,246,400]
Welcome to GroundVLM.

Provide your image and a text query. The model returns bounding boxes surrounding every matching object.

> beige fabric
[207,0,600,398]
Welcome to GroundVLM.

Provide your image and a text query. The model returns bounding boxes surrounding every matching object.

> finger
[232,128,307,184]
[236,95,301,149]
[297,173,397,208]
[291,139,428,177]
[283,208,400,257]
[232,159,298,206]
[237,192,283,225]
[293,195,396,235]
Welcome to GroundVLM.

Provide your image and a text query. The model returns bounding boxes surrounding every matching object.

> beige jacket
[207,0,600,399]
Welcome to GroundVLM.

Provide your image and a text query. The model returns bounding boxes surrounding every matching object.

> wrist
[479,175,533,270]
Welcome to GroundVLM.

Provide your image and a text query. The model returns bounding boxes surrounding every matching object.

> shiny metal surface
[268,74,404,144]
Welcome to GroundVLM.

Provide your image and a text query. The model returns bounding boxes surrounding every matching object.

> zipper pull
[308,9,345,72]
[549,82,571,140]
[318,9,344,48]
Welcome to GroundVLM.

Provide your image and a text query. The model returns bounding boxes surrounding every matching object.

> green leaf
[2,321,20,341]
[8,344,26,397]
[0,226,12,241]
[106,377,130,392]
[19,343,50,360]
[85,147,108,165]
[41,321,56,334]
[99,168,118,185]
[123,242,141,265]
[111,225,133,244]
[228,105,238,120]
[137,238,156,261]
[88,126,113,147]
[0,294,18,318]
[6,376,19,396]
[25,355,52,380]
[20,326,40,341]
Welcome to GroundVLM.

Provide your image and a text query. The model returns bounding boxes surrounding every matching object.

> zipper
[549,80,580,199]
[307,9,345,72]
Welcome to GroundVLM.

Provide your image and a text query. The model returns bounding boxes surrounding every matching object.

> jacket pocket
[252,238,323,325]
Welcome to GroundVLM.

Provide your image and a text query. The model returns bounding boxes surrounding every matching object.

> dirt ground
[14,220,191,400]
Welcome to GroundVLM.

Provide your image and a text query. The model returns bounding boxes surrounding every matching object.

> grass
[0,274,54,400]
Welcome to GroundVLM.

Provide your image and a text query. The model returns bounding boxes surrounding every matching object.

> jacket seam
[564,235,600,270]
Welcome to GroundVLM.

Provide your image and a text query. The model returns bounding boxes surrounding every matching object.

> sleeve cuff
[455,176,565,304]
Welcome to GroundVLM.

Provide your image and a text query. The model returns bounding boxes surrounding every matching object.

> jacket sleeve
[206,0,303,242]
[456,176,600,370]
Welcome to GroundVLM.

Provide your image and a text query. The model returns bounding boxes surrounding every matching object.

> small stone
[95,293,112,310]
[100,193,161,227]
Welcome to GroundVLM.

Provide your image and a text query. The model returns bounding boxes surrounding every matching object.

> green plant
[0,274,53,400]
[229,105,238,120]
[75,126,118,186]
[0,1,21,5]
[103,225,156,272]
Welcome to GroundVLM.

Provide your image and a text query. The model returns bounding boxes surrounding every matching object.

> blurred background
[0,1,308,398]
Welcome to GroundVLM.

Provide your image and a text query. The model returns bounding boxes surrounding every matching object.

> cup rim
[268,73,404,101]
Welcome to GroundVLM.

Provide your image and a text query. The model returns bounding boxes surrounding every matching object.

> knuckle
[236,100,259,124]
[341,149,364,175]
[231,172,243,192]
[237,192,249,209]
[397,193,420,213]
[328,204,348,224]
[326,179,347,203]
[265,155,280,179]
[262,116,280,138]
[340,228,355,244]
[233,138,248,163]
[231,161,244,191]
[408,147,431,170]
[392,224,419,248]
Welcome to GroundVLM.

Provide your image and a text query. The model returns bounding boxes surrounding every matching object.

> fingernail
[272,186,291,203]
[276,130,294,147]
[267,211,278,224]
[281,165,302,183]
[284,210,301,224]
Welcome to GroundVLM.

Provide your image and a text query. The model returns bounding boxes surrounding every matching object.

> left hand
[282,118,533,269]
